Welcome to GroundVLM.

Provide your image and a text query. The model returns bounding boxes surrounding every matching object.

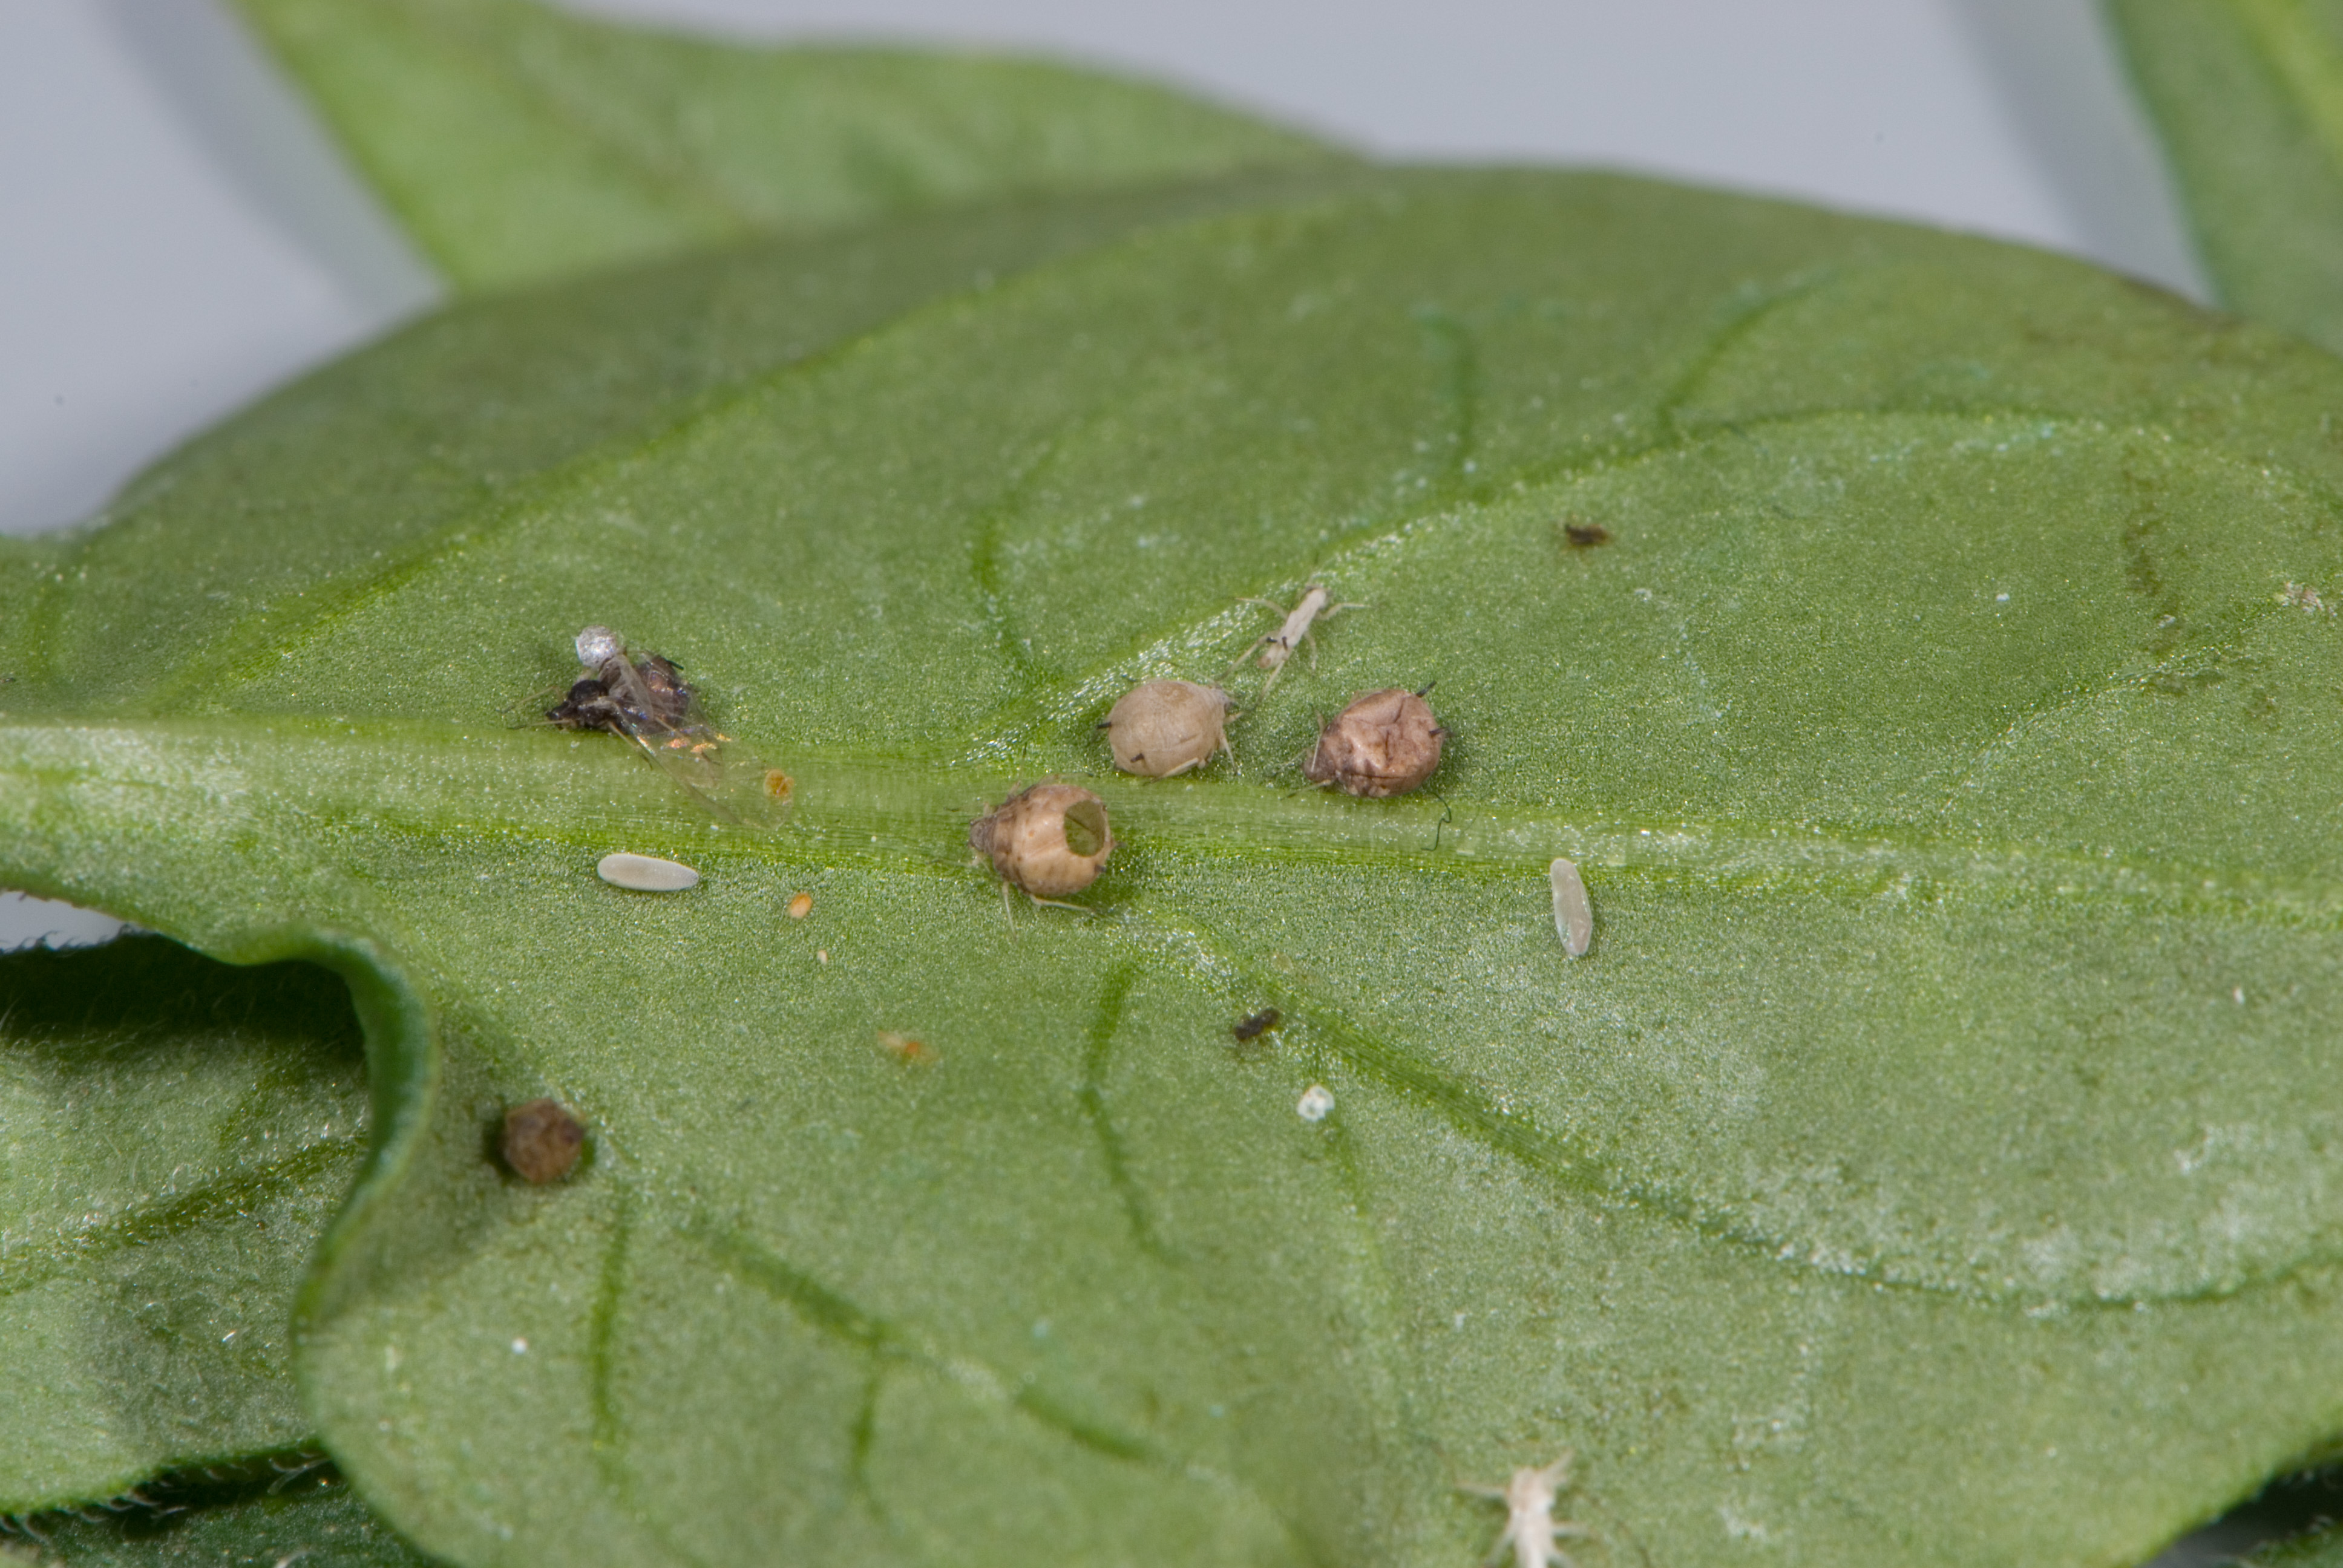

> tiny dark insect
[545,624,748,818]
[1232,1007,1282,1042]
[1562,520,1611,547]
[501,1097,586,1184]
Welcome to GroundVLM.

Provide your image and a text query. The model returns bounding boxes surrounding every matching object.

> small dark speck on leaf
[502,1098,586,1183]
[1562,520,1611,547]
[1233,1008,1282,1042]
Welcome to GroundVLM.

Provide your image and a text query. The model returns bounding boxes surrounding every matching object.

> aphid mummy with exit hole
[967,783,1114,913]
[1228,581,1366,693]
[1462,1453,1591,1568]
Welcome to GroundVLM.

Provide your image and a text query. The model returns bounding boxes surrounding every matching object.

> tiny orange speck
[879,1031,934,1064]
[787,892,813,920]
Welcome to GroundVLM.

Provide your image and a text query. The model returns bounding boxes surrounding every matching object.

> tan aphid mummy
[1549,858,1592,957]
[968,783,1115,905]
[1101,680,1234,778]
[596,851,699,891]
[1303,687,1444,799]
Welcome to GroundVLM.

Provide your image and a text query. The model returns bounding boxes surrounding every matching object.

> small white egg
[1550,857,1592,957]
[597,852,700,892]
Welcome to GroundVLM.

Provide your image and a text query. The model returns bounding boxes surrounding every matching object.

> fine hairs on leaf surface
[2251,1521,2343,1568]
[11,162,2343,1568]
[11,3,2343,1567]
[1,1448,434,1567]
[0,166,1362,1518]
[2108,0,2343,353]
[0,938,367,1510]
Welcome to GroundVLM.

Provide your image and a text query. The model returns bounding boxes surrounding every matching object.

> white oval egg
[1550,857,1593,957]
[597,852,700,892]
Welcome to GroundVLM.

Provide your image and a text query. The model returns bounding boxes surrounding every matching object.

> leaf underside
[226,0,1346,292]
[7,1453,434,1567]
[7,165,2343,1568]
[0,166,1362,1513]
[2250,1519,2343,1567]
[0,939,364,1509]
[2108,0,2343,353]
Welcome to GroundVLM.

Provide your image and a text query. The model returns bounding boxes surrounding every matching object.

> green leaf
[2249,1518,2343,1567]
[228,0,1346,292]
[10,171,2343,1566]
[0,168,1342,1515]
[2107,0,2343,353]
[0,939,365,1511]
[0,170,1354,711]
[8,1451,436,1566]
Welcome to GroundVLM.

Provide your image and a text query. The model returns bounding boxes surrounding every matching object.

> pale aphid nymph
[1462,1452,1592,1568]
[1228,581,1365,693]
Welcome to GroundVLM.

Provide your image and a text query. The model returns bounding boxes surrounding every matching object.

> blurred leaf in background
[229,0,1349,290]
[2108,0,2343,353]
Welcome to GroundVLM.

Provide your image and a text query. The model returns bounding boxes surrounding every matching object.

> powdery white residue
[1550,858,1593,957]
[1297,1085,1335,1122]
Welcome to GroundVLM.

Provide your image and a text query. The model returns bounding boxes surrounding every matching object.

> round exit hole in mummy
[968,783,1114,903]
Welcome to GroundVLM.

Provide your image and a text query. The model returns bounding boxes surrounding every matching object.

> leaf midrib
[15,716,2335,1315]
[2,719,2332,921]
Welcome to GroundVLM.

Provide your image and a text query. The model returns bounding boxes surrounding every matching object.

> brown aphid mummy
[968,783,1115,910]
[502,1098,586,1184]
[1100,679,1234,778]
[1303,686,1446,798]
